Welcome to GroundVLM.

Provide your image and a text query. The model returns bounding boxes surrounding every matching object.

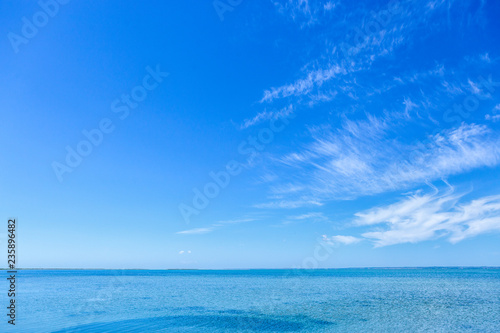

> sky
[1,0,500,269]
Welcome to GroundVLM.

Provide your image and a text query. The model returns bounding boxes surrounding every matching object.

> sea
[3,268,500,332]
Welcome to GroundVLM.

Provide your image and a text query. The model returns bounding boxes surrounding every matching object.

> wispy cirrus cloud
[485,104,500,122]
[322,234,361,246]
[288,212,326,220]
[262,0,489,111]
[177,227,214,235]
[353,186,500,247]
[280,212,329,225]
[240,105,294,129]
[177,217,257,235]
[212,218,256,226]
[254,198,323,209]
[255,120,500,208]
[273,0,339,27]
[260,65,346,103]
[247,1,498,247]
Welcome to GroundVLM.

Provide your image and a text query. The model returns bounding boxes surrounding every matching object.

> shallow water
[3,268,500,332]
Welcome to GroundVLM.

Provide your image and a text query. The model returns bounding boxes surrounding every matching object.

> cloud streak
[261,65,346,103]
[353,187,500,247]
[258,120,500,207]
[263,0,489,113]
[176,218,257,235]
[240,105,294,129]
[322,234,361,246]
[176,228,214,235]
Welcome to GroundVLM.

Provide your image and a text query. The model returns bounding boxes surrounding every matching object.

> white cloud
[241,105,293,129]
[259,173,278,183]
[270,120,500,202]
[213,218,256,226]
[273,0,336,27]
[176,227,214,235]
[281,212,329,225]
[485,114,500,122]
[322,234,361,245]
[480,53,491,63]
[468,78,492,99]
[289,212,326,220]
[177,217,257,235]
[262,1,407,104]
[270,183,305,194]
[403,97,418,117]
[354,187,500,247]
[263,1,489,113]
[485,104,500,122]
[323,2,336,11]
[254,198,323,209]
[219,218,255,224]
[260,65,346,103]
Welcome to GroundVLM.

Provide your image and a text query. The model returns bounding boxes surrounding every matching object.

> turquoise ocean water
[2,268,500,332]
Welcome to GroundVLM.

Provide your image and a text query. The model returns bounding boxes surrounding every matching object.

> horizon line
[3,266,500,271]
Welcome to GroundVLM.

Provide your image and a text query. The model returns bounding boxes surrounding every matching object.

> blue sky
[1,0,500,269]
